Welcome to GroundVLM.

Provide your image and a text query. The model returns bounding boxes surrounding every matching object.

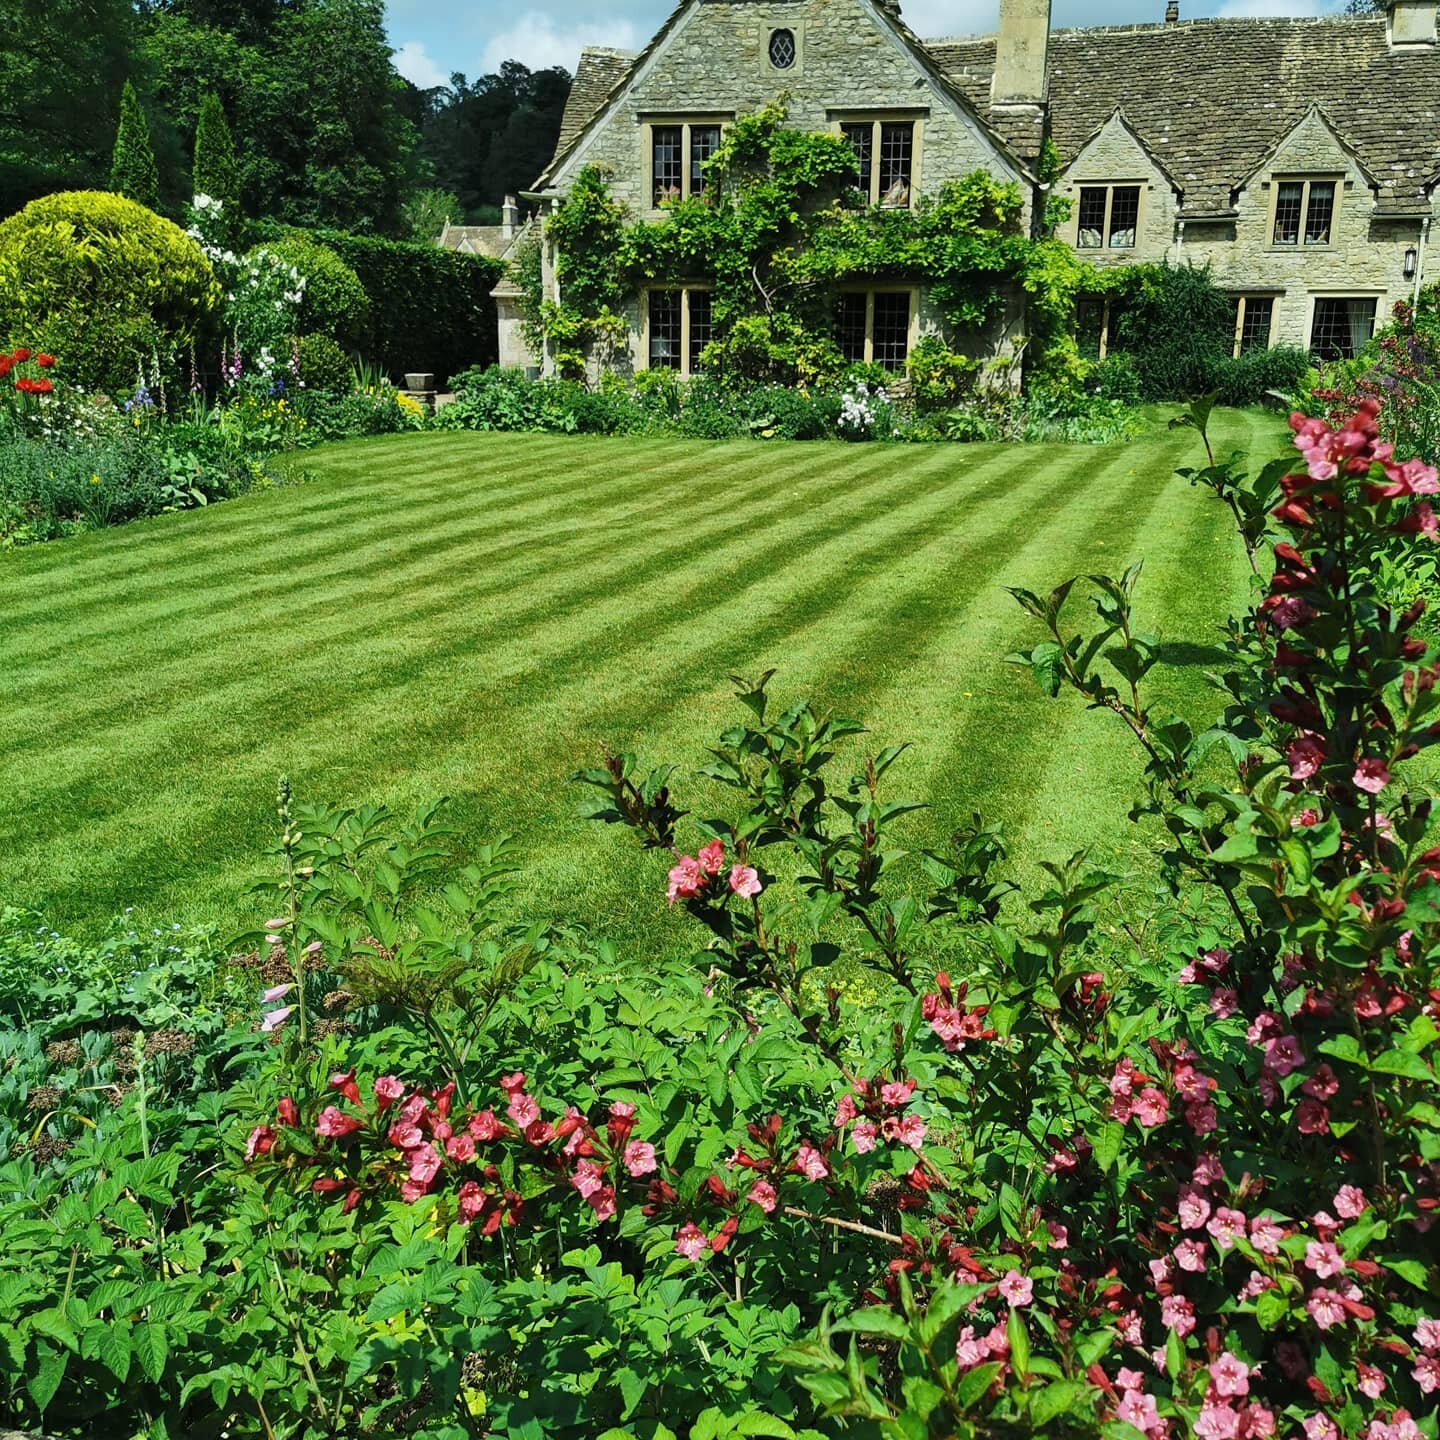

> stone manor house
[491,0,1440,379]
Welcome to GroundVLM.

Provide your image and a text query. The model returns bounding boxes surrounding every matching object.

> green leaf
[1090,1120,1125,1175]
[28,1345,68,1414]
[955,1361,1002,1410]
[1369,1049,1433,1082]
[835,1307,910,1342]
[1383,1255,1433,1290]
[1031,1379,1088,1427]
[1254,1289,1288,1331]
[97,1322,133,1383]
[134,1321,168,1383]
[1006,1308,1030,1379]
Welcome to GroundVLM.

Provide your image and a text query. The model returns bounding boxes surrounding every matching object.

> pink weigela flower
[697,839,725,875]
[997,1270,1033,1307]
[1304,1240,1345,1279]
[747,1179,778,1213]
[1354,758,1392,795]
[1161,1294,1196,1336]
[623,1140,657,1177]
[675,1222,709,1260]
[1174,1239,1207,1273]
[1209,1352,1252,1399]
[1306,1289,1347,1330]
[316,1105,363,1139]
[667,856,707,904]
[793,1142,829,1182]
[373,1075,405,1108]
[728,864,762,898]
[1207,1207,1247,1250]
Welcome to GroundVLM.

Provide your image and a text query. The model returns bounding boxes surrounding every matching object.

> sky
[386,0,1357,90]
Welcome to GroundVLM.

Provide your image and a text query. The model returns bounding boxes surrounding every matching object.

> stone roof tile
[555,48,638,158]
[926,17,1440,216]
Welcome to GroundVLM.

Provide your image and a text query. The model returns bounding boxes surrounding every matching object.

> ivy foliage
[533,104,1084,387]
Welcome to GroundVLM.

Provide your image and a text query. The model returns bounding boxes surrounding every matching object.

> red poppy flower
[35,354,54,368]
[12,347,30,362]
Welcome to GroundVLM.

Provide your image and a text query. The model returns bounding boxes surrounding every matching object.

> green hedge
[305,229,502,386]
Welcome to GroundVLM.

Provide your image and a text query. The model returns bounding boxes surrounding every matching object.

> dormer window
[1076,185,1141,250]
[769,29,796,69]
[1272,178,1337,247]
[648,119,726,207]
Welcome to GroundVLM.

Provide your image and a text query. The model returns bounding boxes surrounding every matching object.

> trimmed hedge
[0,191,218,392]
[248,237,371,349]
[307,229,502,386]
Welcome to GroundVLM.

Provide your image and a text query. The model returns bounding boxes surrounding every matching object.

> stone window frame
[765,23,804,75]
[640,284,715,377]
[1305,291,1381,361]
[830,110,926,210]
[836,284,921,371]
[1230,293,1280,357]
[1070,182,1146,254]
[1267,174,1345,251]
[642,115,732,213]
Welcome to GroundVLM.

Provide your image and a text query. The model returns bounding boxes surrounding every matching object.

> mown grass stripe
[0,443,1008,811]
[0,417,1271,943]
[5,437,1071,921]
[0,435,769,636]
[1,438,857,695]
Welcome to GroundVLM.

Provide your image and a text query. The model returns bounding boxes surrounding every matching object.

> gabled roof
[537,0,1034,191]
[1232,104,1380,198]
[555,48,635,157]
[437,223,510,258]
[1063,106,1183,197]
[928,16,1440,217]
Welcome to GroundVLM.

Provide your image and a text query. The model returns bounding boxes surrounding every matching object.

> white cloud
[481,13,643,73]
[393,39,448,89]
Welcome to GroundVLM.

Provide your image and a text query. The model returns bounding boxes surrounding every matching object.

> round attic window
[769,29,796,69]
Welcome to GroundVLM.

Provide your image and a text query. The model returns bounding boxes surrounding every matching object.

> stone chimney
[501,195,520,239]
[1165,1,1179,23]
[1390,1,1437,47]
[992,0,1051,107]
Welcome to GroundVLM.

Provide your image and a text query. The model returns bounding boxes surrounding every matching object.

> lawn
[0,411,1272,951]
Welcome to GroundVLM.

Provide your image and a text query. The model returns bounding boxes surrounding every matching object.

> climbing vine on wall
[530,104,1085,387]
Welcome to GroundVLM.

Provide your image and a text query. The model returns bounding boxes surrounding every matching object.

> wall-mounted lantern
[1405,246,1420,280]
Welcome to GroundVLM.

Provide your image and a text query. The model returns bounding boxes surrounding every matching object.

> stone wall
[552,0,1024,217]
[545,0,1030,373]
[1180,110,1422,351]
[1056,114,1176,269]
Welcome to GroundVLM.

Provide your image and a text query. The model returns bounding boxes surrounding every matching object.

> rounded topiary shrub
[0,191,219,393]
[294,333,353,394]
[250,237,370,349]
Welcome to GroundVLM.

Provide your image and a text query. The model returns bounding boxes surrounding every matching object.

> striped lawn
[0,411,1274,950]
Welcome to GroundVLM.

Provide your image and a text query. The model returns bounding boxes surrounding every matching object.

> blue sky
[387,0,1355,88]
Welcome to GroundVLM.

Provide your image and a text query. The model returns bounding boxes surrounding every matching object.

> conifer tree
[192,92,241,242]
[109,80,160,210]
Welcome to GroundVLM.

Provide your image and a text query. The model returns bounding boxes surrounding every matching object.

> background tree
[411,62,571,221]
[0,0,138,213]
[402,187,463,243]
[110,81,161,210]
[193,94,238,210]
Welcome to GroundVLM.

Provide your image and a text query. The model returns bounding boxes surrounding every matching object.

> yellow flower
[90,474,101,485]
